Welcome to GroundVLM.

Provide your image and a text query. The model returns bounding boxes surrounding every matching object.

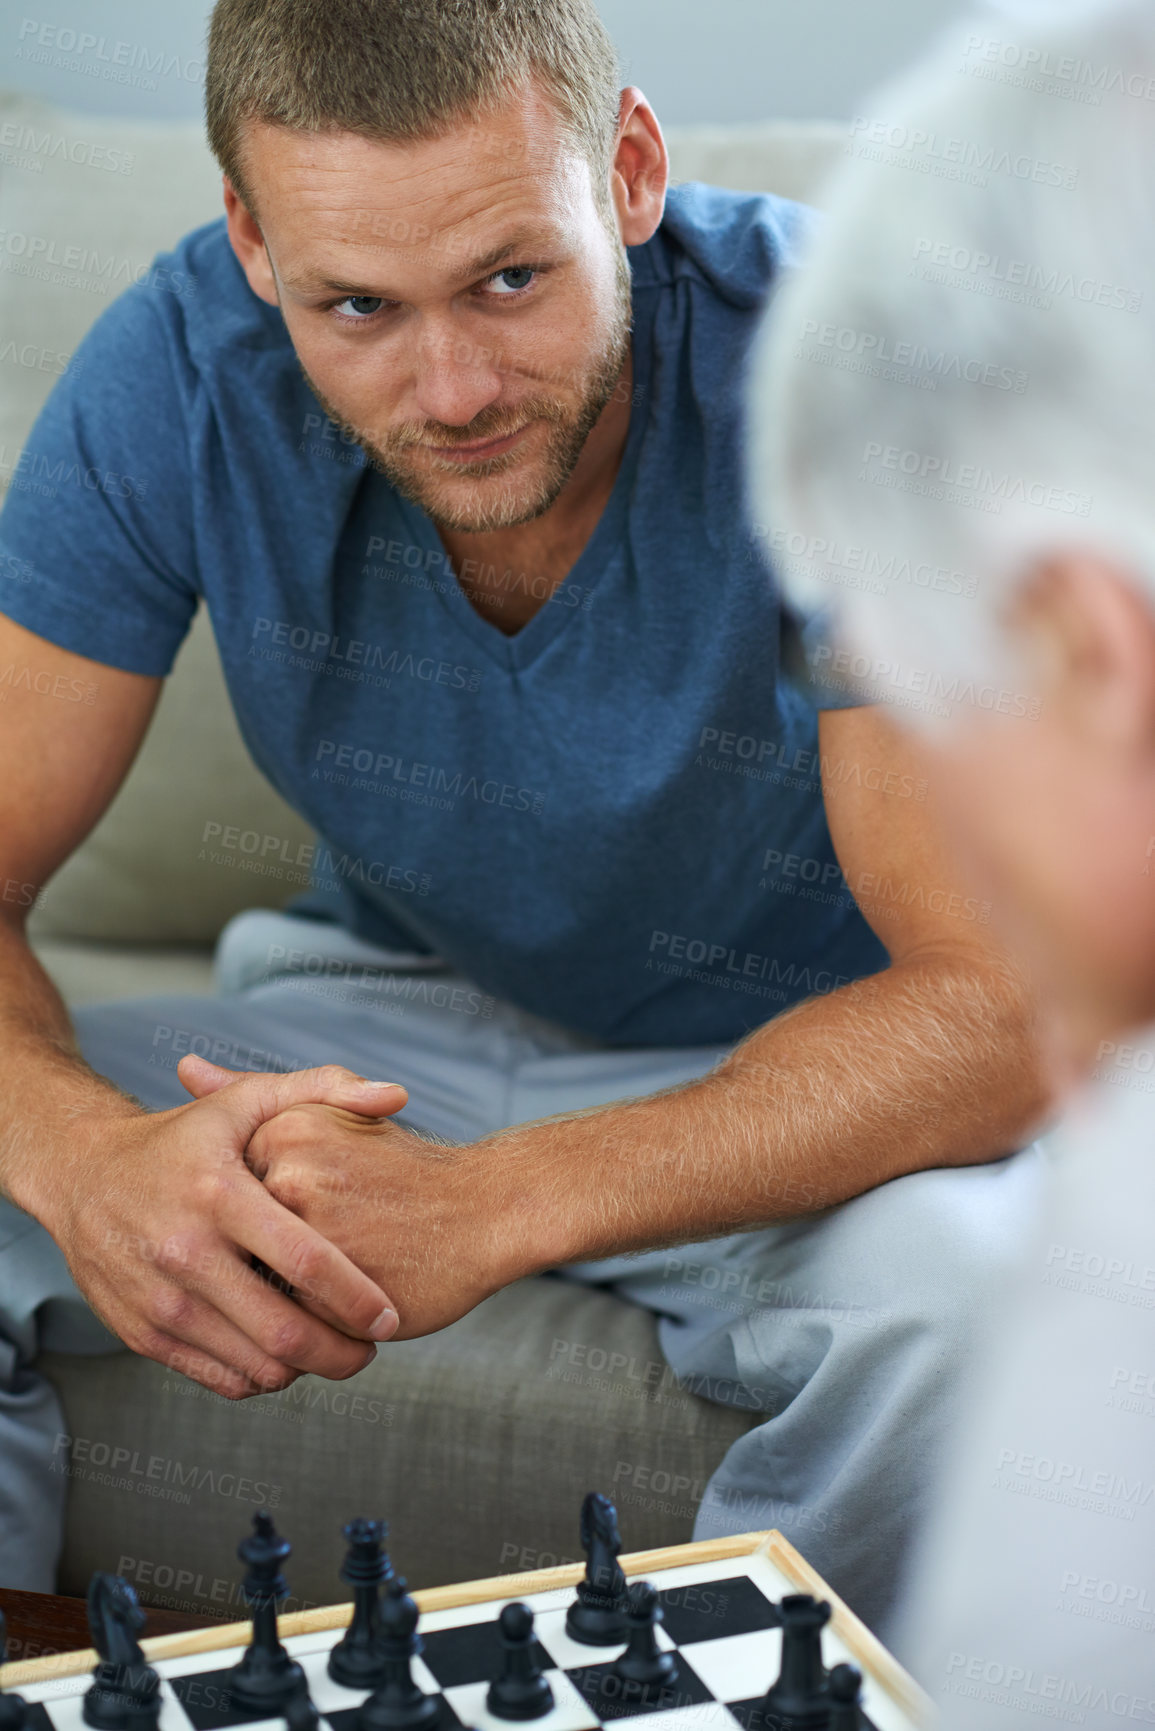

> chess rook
[225,1512,307,1714]
[763,1594,832,1730]
[328,1519,393,1690]
[564,1491,630,1645]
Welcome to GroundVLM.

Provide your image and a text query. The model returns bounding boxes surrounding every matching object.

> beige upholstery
[45,1280,755,1610]
[0,90,845,1597]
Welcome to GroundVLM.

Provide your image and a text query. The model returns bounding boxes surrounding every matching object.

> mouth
[421,422,533,465]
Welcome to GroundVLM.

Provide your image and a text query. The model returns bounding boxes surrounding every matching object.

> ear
[222,177,281,308]
[1012,553,1155,753]
[609,87,668,247]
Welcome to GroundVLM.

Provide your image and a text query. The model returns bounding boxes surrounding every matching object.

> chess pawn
[357,1579,438,1731]
[763,1595,831,1730]
[226,1512,307,1713]
[284,1684,321,1731]
[828,1663,864,1731]
[486,1604,553,1721]
[613,1582,677,1688]
[328,1518,393,1688]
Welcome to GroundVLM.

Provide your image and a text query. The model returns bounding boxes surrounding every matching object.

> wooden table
[0,1587,220,1669]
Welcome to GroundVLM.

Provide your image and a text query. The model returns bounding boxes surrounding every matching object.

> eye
[482,266,537,297]
[332,295,387,322]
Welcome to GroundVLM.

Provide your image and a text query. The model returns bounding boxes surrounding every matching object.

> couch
[0,89,847,1611]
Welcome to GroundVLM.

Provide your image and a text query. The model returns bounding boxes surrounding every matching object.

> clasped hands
[180,1053,533,1372]
[47,1053,542,1406]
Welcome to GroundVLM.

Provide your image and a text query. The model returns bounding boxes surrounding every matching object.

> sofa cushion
[44,1276,756,1611]
[30,938,216,1004]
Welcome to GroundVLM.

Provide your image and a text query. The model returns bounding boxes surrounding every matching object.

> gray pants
[0,911,1042,1636]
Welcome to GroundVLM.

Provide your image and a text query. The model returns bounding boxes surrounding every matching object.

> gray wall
[2,0,972,124]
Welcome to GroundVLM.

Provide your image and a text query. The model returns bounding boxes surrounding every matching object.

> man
[0,0,1045,1632]
[754,0,1155,1705]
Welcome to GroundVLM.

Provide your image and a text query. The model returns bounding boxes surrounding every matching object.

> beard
[299,245,634,534]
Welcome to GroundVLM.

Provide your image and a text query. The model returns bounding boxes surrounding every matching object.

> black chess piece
[226,1511,307,1713]
[486,1604,553,1721]
[827,1663,864,1731]
[0,1696,27,1731]
[612,1582,677,1688]
[564,1491,630,1644]
[0,1609,29,1731]
[284,1682,321,1731]
[81,1574,161,1731]
[328,1518,394,1688]
[356,1578,438,1731]
[762,1594,831,1730]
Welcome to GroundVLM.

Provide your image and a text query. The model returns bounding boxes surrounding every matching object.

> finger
[197,1245,387,1377]
[118,1307,291,1401]
[179,1056,409,1119]
[135,1256,378,1387]
[223,1178,399,1347]
[148,1335,267,1401]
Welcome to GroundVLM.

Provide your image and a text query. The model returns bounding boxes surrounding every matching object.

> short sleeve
[0,284,200,675]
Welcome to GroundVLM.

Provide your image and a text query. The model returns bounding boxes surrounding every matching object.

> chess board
[2,1531,931,1731]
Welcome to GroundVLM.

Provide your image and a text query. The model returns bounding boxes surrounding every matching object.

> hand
[33,1063,410,1399]
[181,1064,528,1339]
[248,1105,509,1338]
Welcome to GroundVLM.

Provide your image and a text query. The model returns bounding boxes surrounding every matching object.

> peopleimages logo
[848,114,1079,189]
[860,441,1093,516]
[796,320,1032,394]
[14,19,202,84]
[912,237,1143,315]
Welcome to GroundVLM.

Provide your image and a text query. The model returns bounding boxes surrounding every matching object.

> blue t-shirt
[0,183,888,1047]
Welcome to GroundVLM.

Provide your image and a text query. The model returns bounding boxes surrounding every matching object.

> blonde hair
[205,0,622,216]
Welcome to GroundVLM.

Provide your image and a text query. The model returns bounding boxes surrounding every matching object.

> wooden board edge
[761,1532,934,1727]
[0,1531,773,1688]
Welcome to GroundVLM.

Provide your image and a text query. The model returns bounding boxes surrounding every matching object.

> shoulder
[631,181,821,310]
[74,217,290,395]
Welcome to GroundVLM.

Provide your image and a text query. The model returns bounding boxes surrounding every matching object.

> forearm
[0,917,140,1216]
[487,948,1049,1274]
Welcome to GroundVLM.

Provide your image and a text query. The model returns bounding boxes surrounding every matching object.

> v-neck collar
[394,300,654,674]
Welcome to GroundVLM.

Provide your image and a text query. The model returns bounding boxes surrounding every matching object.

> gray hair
[753,0,1155,725]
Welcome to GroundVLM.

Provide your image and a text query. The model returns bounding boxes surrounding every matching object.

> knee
[820,1148,1045,1334]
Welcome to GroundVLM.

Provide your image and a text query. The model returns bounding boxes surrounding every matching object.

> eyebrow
[286,230,548,298]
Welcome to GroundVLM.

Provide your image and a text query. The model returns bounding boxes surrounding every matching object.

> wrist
[3,1083,143,1226]
[464,1123,586,1286]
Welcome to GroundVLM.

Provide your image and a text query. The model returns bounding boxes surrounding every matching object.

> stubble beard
[300,247,634,534]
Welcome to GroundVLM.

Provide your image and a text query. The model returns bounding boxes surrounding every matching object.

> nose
[411,320,505,427]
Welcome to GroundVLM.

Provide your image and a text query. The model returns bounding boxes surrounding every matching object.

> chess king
[0,0,1047,1637]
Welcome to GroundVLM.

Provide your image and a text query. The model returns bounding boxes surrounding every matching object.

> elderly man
[755,0,1155,1708]
[0,0,1045,1629]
